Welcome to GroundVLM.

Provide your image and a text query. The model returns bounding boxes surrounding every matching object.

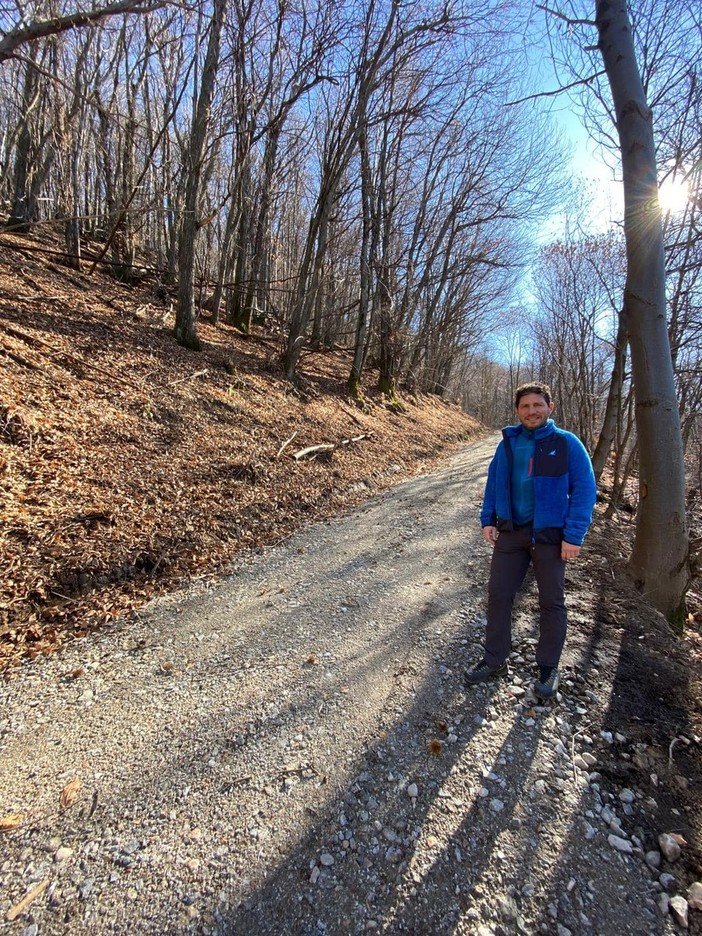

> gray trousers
[483,526,567,669]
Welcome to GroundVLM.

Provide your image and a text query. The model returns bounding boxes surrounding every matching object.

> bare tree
[594,0,689,625]
[174,0,227,351]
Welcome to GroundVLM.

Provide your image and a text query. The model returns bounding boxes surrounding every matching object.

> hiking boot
[465,659,508,685]
[534,665,559,699]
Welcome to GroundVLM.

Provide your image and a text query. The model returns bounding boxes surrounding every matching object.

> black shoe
[534,665,559,699]
[465,658,508,685]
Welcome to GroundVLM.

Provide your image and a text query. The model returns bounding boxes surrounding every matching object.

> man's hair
[514,382,552,407]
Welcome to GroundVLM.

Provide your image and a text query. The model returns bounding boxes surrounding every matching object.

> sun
[658,176,690,215]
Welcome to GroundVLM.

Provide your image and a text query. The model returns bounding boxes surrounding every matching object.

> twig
[668,735,690,765]
[338,433,371,446]
[6,878,50,922]
[48,590,78,603]
[506,70,606,107]
[276,431,298,458]
[165,369,208,388]
[536,3,596,26]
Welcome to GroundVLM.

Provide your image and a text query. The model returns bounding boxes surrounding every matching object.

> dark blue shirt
[510,430,536,525]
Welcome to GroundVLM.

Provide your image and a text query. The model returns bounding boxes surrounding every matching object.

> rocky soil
[1,438,701,936]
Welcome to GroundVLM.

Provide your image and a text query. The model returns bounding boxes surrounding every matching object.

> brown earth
[1,229,702,920]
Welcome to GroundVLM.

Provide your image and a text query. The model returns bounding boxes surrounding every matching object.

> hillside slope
[0,232,481,667]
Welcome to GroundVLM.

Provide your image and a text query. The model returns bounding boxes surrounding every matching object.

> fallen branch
[293,443,335,461]
[165,369,208,388]
[338,433,371,446]
[292,433,372,461]
[276,431,298,458]
[6,878,50,922]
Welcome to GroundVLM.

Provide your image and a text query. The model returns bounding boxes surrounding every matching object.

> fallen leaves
[0,238,482,670]
[59,777,81,810]
[0,813,23,833]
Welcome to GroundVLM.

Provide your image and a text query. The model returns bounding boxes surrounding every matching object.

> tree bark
[174,0,226,352]
[596,0,689,627]
[591,312,627,482]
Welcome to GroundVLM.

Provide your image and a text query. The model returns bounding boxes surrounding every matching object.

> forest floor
[0,229,482,669]
[1,230,702,934]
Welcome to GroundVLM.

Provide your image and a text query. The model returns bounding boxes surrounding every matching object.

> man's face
[516,392,554,430]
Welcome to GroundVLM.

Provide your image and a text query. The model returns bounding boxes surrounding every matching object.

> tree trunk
[8,50,41,229]
[596,0,689,627]
[591,312,628,481]
[174,0,226,352]
[349,126,373,396]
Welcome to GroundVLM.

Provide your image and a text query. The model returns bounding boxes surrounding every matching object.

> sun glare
[658,177,690,215]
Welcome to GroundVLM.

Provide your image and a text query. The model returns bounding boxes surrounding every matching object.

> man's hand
[562,541,581,561]
[483,525,499,546]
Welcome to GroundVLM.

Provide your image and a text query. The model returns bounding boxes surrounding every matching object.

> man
[466,382,597,699]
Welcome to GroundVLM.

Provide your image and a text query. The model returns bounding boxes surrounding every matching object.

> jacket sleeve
[563,435,597,545]
[480,445,500,528]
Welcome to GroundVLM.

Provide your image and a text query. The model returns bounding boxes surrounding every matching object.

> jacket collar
[503,418,556,440]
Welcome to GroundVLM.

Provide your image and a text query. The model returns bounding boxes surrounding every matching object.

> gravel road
[0,438,681,935]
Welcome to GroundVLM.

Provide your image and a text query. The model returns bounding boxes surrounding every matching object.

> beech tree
[594,0,689,625]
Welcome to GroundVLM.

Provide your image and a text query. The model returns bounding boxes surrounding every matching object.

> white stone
[407,783,418,798]
[320,852,334,866]
[619,788,635,804]
[669,895,689,928]
[687,882,702,910]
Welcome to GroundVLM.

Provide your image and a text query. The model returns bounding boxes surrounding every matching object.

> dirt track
[0,437,692,934]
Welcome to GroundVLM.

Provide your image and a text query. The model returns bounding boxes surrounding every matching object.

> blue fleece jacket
[480,419,597,546]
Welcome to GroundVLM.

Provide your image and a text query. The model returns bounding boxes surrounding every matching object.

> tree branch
[535,3,596,28]
[0,0,166,63]
[506,70,606,106]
